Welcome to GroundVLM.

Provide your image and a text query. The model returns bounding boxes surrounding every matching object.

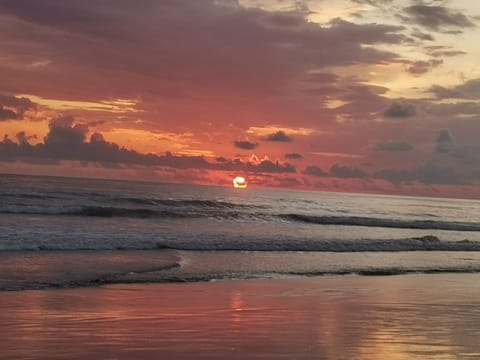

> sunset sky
[1,0,480,198]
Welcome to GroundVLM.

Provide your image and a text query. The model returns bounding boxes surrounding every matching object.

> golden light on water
[233,176,247,189]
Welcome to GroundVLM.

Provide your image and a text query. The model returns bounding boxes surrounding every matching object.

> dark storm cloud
[234,140,258,150]
[285,153,303,159]
[383,101,416,118]
[265,131,293,142]
[373,141,413,152]
[304,165,328,177]
[403,5,475,32]
[0,117,295,174]
[430,78,480,100]
[329,164,366,178]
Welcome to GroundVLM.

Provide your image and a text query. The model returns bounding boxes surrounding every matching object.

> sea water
[1,173,480,290]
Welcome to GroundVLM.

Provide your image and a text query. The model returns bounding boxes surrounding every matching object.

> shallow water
[1,275,479,359]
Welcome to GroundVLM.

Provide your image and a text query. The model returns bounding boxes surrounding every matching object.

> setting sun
[233,176,247,189]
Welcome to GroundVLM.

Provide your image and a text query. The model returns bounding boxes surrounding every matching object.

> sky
[1,0,480,198]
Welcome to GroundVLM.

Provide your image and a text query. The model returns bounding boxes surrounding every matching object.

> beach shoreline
[1,274,480,359]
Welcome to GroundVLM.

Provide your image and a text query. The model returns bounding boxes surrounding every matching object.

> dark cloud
[403,5,476,32]
[374,168,413,184]
[265,131,293,142]
[376,163,469,185]
[0,117,295,174]
[0,94,36,112]
[254,160,296,173]
[234,140,258,150]
[373,141,413,152]
[411,29,435,41]
[330,164,366,178]
[16,131,37,144]
[303,73,339,84]
[304,165,328,177]
[430,78,480,100]
[0,106,16,121]
[0,94,36,120]
[425,46,466,57]
[259,11,305,28]
[407,59,442,75]
[350,0,393,6]
[432,128,480,165]
[383,101,416,118]
[0,0,406,103]
[435,128,455,153]
[285,153,303,159]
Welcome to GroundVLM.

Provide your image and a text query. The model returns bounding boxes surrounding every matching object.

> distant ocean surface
[2,174,480,290]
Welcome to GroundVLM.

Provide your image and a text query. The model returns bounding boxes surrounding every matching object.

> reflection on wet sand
[1,274,480,360]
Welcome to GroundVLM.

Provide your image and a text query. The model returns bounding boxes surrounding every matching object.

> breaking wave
[2,235,480,252]
[3,201,480,233]
[278,214,480,231]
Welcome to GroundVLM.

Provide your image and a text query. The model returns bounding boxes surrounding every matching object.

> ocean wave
[0,205,193,218]
[4,263,480,291]
[0,197,265,218]
[76,206,190,218]
[2,235,480,252]
[115,198,265,209]
[153,236,480,252]
[279,214,480,231]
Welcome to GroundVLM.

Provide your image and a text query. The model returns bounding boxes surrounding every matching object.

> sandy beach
[1,274,480,360]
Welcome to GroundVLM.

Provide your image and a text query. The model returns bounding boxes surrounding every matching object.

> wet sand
[1,274,480,359]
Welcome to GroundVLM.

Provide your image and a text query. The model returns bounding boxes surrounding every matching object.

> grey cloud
[265,131,293,142]
[0,94,36,120]
[411,29,435,41]
[407,59,442,75]
[303,73,339,84]
[0,106,16,120]
[373,141,413,152]
[259,11,305,28]
[433,129,480,165]
[16,131,37,144]
[431,78,480,100]
[376,163,469,185]
[374,168,413,184]
[435,128,455,153]
[425,46,466,57]
[350,0,393,6]
[285,153,303,159]
[330,164,366,178]
[234,140,258,150]
[254,160,295,173]
[383,101,416,118]
[304,165,328,177]
[403,5,475,32]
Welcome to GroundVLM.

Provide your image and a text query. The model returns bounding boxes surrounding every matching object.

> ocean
[2,173,480,291]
